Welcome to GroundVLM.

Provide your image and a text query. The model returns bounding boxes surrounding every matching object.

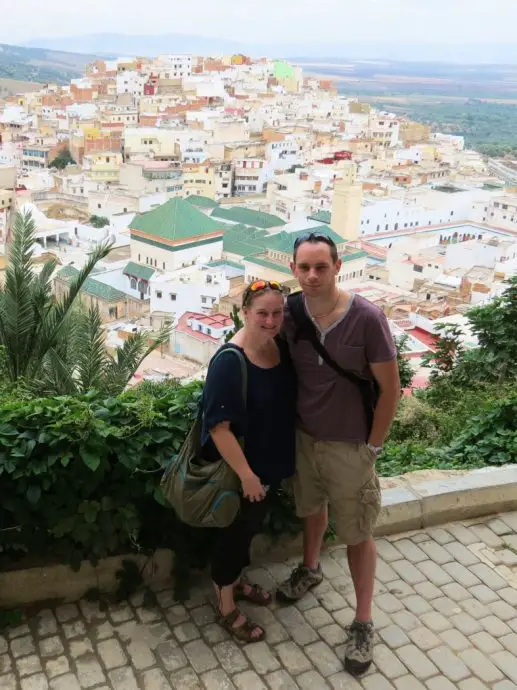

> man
[277,232,400,677]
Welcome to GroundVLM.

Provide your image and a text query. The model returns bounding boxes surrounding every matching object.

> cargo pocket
[358,474,381,536]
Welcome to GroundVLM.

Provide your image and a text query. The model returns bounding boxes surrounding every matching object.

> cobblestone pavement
[2,512,517,690]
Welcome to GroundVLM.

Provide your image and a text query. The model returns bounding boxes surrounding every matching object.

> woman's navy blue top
[200,340,296,486]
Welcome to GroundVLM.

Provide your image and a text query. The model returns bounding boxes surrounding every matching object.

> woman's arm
[210,421,265,502]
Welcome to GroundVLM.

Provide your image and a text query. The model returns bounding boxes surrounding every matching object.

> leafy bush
[90,215,110,229]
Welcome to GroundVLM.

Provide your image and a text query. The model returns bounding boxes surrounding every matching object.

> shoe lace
[346,622,372,653]
[289,565,310,590]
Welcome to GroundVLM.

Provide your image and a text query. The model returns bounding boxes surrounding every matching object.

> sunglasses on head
[243,280,283,305]
[293,232,336,249]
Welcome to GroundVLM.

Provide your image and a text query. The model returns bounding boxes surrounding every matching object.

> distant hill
[0,43,99,85]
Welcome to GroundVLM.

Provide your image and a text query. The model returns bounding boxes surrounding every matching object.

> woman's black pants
[210,496,269,587]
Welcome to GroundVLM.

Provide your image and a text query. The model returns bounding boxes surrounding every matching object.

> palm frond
[75,305,107,393]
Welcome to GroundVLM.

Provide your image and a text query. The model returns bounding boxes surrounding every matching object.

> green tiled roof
[57,265,127,302]
[243,256,292,275]
[308,210,331,224]
[211,206,285,229]
[185,195,219,209]
[222,224,269,257]
[264,226,345,254]
[206,259,245,271]
[341,250,368,263]
[129,198,223,241]
[123,261,155,280]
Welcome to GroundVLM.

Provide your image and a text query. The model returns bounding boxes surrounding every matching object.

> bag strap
[210,344,248,409]
[287,292,375,434]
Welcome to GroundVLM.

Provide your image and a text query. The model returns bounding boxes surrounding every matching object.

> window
[156,291,162,299]
[98,203,101,209]
[413,265,423,273]
[201,296,207,304]
[109,307,118,319]
[170,293,176,301]
[130,278,137,289]
[138,254,141,261]
[106,156,110,163]
[154,259,157,267]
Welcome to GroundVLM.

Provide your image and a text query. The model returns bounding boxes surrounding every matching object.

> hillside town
[1,52,516,384]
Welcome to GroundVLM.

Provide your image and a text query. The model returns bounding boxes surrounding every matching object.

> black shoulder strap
[210,344,248,409]
[287,292,376,434]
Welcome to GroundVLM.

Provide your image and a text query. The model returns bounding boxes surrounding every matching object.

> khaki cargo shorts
[293,429,382,546]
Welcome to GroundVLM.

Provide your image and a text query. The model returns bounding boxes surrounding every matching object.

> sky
[1,0,516,55]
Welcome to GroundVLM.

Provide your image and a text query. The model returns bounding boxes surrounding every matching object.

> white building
[149,265,231,318]
[116,70,147,96]
[155,55,192,79]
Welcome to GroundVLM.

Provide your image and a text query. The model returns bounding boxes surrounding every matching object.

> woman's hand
[240,470,266,502]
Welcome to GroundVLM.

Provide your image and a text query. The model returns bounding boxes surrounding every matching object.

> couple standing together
[201,232,400,677]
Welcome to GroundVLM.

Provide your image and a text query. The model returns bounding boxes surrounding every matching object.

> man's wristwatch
[367,443,383,456]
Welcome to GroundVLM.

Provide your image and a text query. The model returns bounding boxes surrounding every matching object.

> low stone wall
[1,466,516,609]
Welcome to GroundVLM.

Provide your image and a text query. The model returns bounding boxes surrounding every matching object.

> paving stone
[446,524,478,545]
[173,622,201,643]
[394,676,426,689]
[459,647,504,683]
[493,650,517,683]
[480,615,512,637]
[386,580,414,598]
[431,597,462,617]
[319,623,345,647]
[62,621,87,639]
[442,582,471,602]
[407,627,441,651]
[0,637,7,654]
[20,674,49,690]
[170,667,202,690]
[265,669,298,690]
[244,641,280,674]
[494,682,517,690]
[108,666,139,690]
[425,527,454,544]
[191,605,217,626]
[125,640,155,670]
[394,539,428,563]
[36,611,58,638]
[390,611,420,633]
[376,539,403,562]
[416,561,453,587]
[39,636,64,658]
[76,658,106,688]
[378,625,410,649]
[97,638,126,670]
[317,589,348,612]
[11,634,36,658]
[375,558,398,584]
[471,523,505,548]
[136,607,163,625]
[275,641,312,674]
[361,674,395,689]
[444,542,480,566]
[92,621,113,641]
[427,645,470,682]
[201,623,230,645]
[213,641,248,674]
[439,628,471,652]
[500,632,517,655]
[450,613,482,636]
[321,555,346,579]
[8,624,31,639]
[328,671,362,689]
[0,655,11,673]
[401,594,432,615]
[469,584,500,604]
[156,641,188,672]
[373,643,407,679]
[469,564,507,590]
[69,639,93,658]
[50,674,81,690]
[17,654,43,676]
[201,668,235,690]
[443,562,481,588]
[305,607,334,628]
[413,582,441,601]
[304,641,341,677]
[297,670,330,689]
[79,600,106,623]
[54,604,79,622]
[44,656,70,678]
[184,640,219,674]
[499,587,517,607]
[458,680,491,690]
[490,600,517,621]
[420,612,450,633]
[166,605,190,626]
[376,593,404,614]
[426,678,457,690]
[417,540,453,565]
[395,645,438,680]
[470,631,503,654]
[276,606,319,645]
[390,560,426,585]
[141,668,172,689]
[232,670,267,690]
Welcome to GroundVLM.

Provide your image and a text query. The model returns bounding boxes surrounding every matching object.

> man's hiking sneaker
[344,620,375,676]
[276,563,323,602]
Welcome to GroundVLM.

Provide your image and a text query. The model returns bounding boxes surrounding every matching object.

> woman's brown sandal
[234,578,272,606]
[218,607,266,643]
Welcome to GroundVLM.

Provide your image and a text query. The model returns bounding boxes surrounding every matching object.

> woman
[200,279,296,643]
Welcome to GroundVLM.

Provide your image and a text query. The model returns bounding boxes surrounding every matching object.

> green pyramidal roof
[185,195,219,209]
[211,206,285,229]
[129,197,224,241]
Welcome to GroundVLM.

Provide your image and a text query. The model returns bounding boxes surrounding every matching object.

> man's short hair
[293,232,339,263]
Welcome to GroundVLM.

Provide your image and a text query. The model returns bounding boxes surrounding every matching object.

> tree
[224,305,243,342]
[49,147,75,170]
[394,335,415,390]
[0,211,170,397]
[421,324,464,382]
[90,215,110,229]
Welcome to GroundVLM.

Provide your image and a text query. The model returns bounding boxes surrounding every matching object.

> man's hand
[369,359,400,447]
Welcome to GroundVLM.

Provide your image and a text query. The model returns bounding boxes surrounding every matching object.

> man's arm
[368,359,400,448]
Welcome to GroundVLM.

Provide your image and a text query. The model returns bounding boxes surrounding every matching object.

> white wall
[150,270,230,318]
[132,238,223,273]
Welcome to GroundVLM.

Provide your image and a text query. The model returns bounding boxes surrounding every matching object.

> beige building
[83,152,123,183]
[331,162,363,241]
[182,163,216,199]
[119,160,183,197]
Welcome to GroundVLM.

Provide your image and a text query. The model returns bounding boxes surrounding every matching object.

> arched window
[130,278,137,290]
